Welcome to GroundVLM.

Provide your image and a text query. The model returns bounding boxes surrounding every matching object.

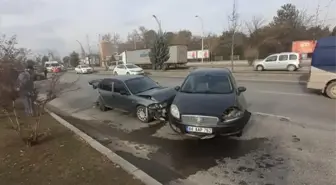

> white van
[254,52,301,71]
[44,61,60,72]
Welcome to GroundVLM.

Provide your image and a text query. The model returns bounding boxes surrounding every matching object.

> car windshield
[126,64,138,69]
[51,63,59,67]
[81,65,89,68]
[125,76,160,94]
[180,74,233,94]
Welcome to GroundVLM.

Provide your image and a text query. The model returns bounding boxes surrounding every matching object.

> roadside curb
[46,109,163,185]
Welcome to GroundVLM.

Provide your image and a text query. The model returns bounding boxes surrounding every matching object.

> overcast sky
[0,0,335,56]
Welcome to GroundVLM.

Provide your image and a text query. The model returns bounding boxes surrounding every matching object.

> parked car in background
[113,64,144,75]
[89,75,176,122]
[254,52,301,71]
[75,65,93,74]
[169,68,251,139]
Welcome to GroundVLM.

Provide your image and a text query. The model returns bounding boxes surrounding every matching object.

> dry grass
[0,108,144,185]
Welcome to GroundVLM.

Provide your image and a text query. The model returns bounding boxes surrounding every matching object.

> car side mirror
[237,86,246,93]
[174,86,181,91]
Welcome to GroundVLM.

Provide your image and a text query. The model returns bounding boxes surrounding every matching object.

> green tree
[62,56,70,66]
[69,51,80,67]
[41,55,49,66]
[331,26,336,36]
[149,32,170,70]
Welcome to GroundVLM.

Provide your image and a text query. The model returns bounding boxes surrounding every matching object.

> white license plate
[186,126,213,134]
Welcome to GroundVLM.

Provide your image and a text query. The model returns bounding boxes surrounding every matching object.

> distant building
[99,41,117,66]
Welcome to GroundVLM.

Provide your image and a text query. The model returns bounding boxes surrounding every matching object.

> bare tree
[245,16,265,36]
[228,0,240,71]
[127,29,141,49]
[0,34,80,146]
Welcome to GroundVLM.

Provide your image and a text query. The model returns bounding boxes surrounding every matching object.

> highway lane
[65,73,335,130]
[43,73,336,185]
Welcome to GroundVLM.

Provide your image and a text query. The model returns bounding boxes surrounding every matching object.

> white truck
[119,45,188,69]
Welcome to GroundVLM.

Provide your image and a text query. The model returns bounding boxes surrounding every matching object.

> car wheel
[325,81,336,99]
[287,65,296,71]
[98,98,107,111]
[256,65,264,71]
[114,71,118,75]
[126,72,130,75]
[136,105,150,123]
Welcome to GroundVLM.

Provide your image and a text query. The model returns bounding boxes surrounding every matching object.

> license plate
[186,126,213,134]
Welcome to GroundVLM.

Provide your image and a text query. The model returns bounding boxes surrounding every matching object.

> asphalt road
[41,73,335,185]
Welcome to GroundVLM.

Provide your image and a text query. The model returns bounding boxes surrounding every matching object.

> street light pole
[152,15,162,34]
[195,15,204,63]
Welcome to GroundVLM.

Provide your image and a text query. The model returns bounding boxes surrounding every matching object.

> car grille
[181,115,219,126]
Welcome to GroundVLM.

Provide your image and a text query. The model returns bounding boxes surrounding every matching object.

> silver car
[254,52,301,71]
[89,75,176,122]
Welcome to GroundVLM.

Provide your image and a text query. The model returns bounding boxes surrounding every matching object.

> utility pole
[229,0,239,72]
[152,15,162,34]
[195,15,204,63]
[86,34,92,66]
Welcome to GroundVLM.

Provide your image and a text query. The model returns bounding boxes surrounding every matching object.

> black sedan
[168,68,251,139]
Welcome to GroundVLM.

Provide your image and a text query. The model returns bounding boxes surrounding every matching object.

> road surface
[40,73,335,185]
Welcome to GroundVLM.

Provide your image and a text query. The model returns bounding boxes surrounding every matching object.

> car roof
[189,68,231,76]
[103,75,145,82]
[271,52,298,55]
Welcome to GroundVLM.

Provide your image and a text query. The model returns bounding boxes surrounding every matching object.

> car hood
[82,67,92,70]
[173,92,237,117]
[136,87,177,103]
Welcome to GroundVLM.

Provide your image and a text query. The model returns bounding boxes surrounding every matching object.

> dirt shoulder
[0,110,144,185]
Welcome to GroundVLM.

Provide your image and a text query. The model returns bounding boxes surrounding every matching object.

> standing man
[16,65,35,116]
[44,66,48,79]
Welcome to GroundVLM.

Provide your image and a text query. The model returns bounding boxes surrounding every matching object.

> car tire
[287,65,296,71]
[136,105,150,123]
[325,81,336,99]
[114,71,118,75]
[256,65,264,71]
[126,72,130,75]
[98,97,107,111]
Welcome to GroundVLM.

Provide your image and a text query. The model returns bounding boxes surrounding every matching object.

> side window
[113,81,127,93]
[289,54,298,60]
[117,65,125,69]
[99,79,112,91]
[279,55,289,61]
[265,56,278,62]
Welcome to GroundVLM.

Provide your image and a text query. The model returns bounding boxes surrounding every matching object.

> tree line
[102,3,336,62]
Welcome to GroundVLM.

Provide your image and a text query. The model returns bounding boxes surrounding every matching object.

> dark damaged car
[89,75,176,122]
[169,68,251,139]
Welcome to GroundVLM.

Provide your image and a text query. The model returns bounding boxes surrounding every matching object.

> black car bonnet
[173,92,237,117]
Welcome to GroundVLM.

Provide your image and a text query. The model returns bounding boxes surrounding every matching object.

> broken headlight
[222,106,244,122]
[148,102,167,110]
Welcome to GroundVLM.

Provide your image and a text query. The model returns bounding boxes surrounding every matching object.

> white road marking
[253,90,313,97]
[252,112,291,121]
